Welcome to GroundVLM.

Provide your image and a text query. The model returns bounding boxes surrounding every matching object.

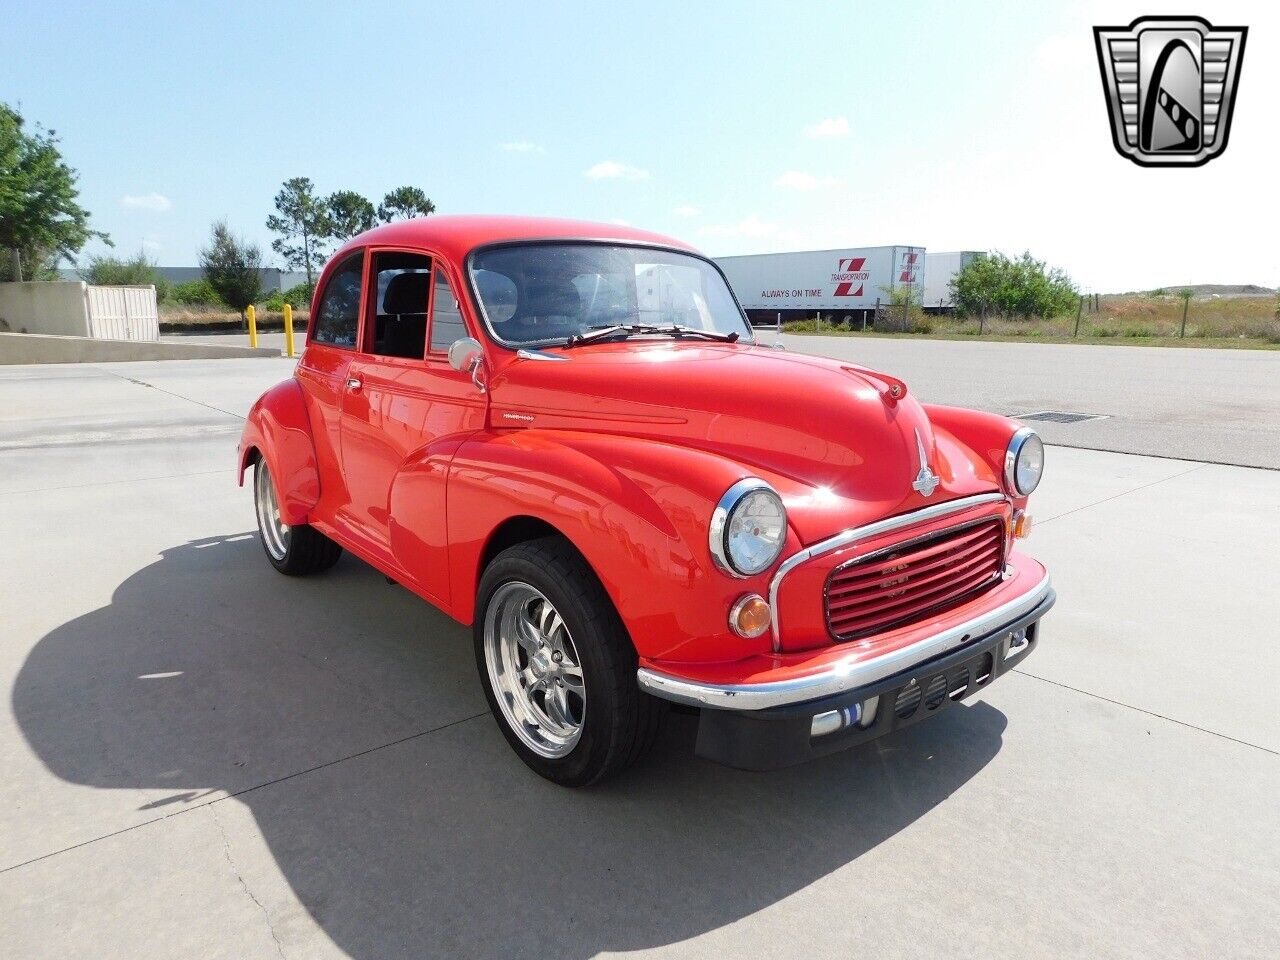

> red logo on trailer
[899,251,919,284]
[832,257,869,297]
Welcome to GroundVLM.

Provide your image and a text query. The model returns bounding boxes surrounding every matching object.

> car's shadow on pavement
[14,533,1008,959]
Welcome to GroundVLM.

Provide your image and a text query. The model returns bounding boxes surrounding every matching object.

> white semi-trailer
[714,245,926,324]
[923,250,982,310]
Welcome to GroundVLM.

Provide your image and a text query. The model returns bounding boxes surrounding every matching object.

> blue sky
[5,1,1274,290]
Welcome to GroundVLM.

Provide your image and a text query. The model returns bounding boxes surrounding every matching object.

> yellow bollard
[246,303,258,348]
[283,303,295,358]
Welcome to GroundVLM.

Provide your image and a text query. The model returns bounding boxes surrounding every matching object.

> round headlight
[710,479,787,577]
[1005,428,1045,496]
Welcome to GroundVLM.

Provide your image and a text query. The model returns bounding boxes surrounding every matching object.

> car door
[295,249,366,521]
[338,250,487,601]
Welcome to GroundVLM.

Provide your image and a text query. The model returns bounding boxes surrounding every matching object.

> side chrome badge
[911,430,940,497]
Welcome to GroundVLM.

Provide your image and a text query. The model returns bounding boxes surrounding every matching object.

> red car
[239,216,1054,786]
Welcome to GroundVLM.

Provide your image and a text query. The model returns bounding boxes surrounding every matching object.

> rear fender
[237,379,321,525]
[445,430,803,662]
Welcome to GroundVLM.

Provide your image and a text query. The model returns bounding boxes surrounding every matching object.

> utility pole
[1075,295,1084,337]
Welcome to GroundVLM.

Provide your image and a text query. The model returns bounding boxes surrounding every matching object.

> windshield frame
[463,238,756,350]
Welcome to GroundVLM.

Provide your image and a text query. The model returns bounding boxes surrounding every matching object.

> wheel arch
[444,429,783,663]
[479,515,583,574]
[237,378,321,525]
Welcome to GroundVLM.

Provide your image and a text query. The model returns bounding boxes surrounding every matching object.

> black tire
[253,459,342,576]
[474,537,664,787]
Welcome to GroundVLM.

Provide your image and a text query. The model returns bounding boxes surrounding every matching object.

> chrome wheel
[254,462,291,562]
[483,582,586,759]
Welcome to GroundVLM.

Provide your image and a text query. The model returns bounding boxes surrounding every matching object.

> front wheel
[253,459,342,575]
[475,538,664,786]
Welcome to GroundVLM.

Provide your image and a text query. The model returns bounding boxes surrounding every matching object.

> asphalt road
[163,330,1280,469]
[1,357,1278,959]
[780,333,1280,469]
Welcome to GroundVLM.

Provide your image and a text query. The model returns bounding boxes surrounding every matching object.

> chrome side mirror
[448,337,487,393]
[448,336,482,372]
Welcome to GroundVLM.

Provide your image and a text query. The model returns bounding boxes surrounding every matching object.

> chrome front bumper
[636,569,1053,712]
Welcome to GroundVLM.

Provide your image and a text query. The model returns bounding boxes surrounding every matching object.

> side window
[429,268,467,353]
[369,251,432,359]
[312,253,364,348]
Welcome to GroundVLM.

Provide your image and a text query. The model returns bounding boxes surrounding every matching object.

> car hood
[488,341,1002,543]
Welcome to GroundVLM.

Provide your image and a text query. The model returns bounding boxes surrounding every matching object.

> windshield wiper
[564,323,739,347]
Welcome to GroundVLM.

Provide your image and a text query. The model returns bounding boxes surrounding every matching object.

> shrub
[281,281,314,307]
[169,278,223,305]
[261,282,314,311]
[80,251,169,301]
[952,251,1077,319]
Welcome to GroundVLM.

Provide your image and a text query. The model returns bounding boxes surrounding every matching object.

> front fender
[445,429,803,663]
[237,379,321,525]
[924,403,1025,508]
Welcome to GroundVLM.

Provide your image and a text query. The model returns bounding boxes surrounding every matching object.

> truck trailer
[715,245,926,326]
[923,250,982,311]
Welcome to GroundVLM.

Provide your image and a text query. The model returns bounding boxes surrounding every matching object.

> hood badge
[911,430,940,497]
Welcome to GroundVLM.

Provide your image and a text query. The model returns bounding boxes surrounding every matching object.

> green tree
[200,220,262,319]
[327,190,376,242]
[0,103,109,281]
[951,251,1077,319]
[377,186,435,223]
[265,177,330,286]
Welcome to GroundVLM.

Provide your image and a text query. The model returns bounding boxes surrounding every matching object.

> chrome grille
[825,518,1005,641]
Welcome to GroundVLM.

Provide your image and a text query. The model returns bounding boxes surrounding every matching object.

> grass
[160,304,310,331]
[785,294,1280,349]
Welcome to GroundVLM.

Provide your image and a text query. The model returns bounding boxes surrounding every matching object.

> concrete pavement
[1,358,1277,959]
[780,333,1280,469]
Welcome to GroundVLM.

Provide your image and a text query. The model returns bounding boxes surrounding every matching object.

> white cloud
[141,238,161,251]
[672,205,701,217]
[700,214,778,239]
[499,141,545,153]
[120,192,172,212]
[774,170,841,191]
[698,215,812,252]
[584,160,650,181]
[804,117,850,138]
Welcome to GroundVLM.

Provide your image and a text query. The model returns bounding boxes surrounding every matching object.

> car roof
[332,215,698,264]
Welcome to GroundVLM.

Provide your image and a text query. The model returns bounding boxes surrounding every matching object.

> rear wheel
[475,537,664,786]
[253,459,342,575]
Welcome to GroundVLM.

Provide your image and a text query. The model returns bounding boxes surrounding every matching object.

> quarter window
[429,268,467,352]
[311,253,364,348]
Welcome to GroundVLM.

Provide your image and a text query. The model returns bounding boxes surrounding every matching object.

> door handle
[346,377,362,391]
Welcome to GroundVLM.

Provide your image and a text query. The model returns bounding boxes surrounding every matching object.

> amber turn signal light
[729,594,771,639]
[1013,511,1033,539]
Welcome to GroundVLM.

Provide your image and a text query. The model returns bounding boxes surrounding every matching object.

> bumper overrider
[637,569,1054,770]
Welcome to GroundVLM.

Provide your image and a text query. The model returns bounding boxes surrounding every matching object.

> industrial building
[714,247,980,324]
[59,266,309,293]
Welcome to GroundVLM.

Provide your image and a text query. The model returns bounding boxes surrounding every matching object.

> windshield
[469,243,753,347]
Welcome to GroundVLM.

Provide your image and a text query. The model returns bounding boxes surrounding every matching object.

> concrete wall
[0,281,90,336]
[0,332,279,364]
